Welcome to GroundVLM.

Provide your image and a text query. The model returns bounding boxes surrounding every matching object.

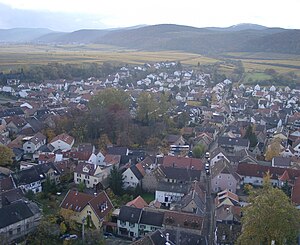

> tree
[243,125,258,148]
[265,138,282,161]
[0,145,14,167]
[136,92,159,125]
[237,175,300,245]
[89,88,130,112]
[192,144,206,158]
[108,165,124,196]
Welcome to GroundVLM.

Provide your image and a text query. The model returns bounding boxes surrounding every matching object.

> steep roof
[0,200,34,228]
[50,133,74,145]
[118,206,142,223]
[126,196,148,209]
[159,166,201,182]
[163,156,203,170]
[237,163,300,181]
[139,210,164,227]
[218,136,249,147]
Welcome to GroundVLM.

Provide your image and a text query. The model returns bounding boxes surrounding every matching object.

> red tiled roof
[126,195,148,209]
[163,210,204,230]
[279,170,290,182]
[163,156,203,170]
[50,133,74,145]
[292,178,300,205]
[60,190,113,219]
[60,190,92,212]
[135,163,146,176]
[237,163,300,181]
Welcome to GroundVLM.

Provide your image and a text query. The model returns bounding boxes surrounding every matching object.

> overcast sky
[0,0,299,31]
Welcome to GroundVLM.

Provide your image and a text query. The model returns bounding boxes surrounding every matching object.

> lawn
[140,192,155,204]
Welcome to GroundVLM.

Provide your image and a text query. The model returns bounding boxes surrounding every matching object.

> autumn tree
[89,88,130,112]
[265,138,282,161]
[237,175,300,245]
[136,92,159,125]
[0,145,14,167]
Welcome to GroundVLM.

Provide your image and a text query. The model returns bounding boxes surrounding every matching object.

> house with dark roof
[217,136,249,153]
[117,206,164,238]
[60,190,113,229]
[122,163,145,189]
[23,132,46,154]
[11,167,43,193]
[0,200,41,243]
[211,160,240,193]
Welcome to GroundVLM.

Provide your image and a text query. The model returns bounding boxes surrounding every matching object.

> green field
[244,72,273,84]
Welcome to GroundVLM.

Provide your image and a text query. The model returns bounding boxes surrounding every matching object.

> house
[60,190,113,229]
[0,200,41,244]
[237,163,300,187]
[155,182,189,207]
[217,136,249,153]
[122,163,145,189]
[74,163,111,189]
[291,177,300,208]
[117,206,164,238]
[11,167,44,193]
[162,155,203,170]
[164,135,186,146]
[211,160,240,193]
[172,181,206,215]
[126,196,148,209]
[117,206,142,238]
[23,132,46,154]
[163,210,204,235]
[271,156,291,168]
[49,133,75,152]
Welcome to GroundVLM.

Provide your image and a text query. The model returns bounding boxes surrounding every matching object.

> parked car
[60,234,70,239]
[65,234,78,240]
[104,232,115,239]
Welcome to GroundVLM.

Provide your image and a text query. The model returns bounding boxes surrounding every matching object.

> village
[0,61,300,245]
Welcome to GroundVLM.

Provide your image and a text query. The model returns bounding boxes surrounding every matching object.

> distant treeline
[0,62,120,84]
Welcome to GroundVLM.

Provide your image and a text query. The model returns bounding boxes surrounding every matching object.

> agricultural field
[0,44,219,71]
[224,52,300,76]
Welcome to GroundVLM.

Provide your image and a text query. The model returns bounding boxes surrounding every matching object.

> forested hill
[1,24,300,55]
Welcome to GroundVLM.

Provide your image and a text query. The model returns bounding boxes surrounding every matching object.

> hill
[0,24,299,55]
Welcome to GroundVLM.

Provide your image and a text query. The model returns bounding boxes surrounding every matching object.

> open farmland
[224,52,300,76]
[0,44,219,71]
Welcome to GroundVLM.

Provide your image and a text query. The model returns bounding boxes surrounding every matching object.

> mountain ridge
[1,24,299,55]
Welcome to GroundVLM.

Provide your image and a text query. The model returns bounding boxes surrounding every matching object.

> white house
[23,133,46,154]
[123,163,145,189]
[49,133,75,152]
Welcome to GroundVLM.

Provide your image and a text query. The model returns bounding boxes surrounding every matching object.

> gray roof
[118,206,142,223]
[157,182,190,194]
[0,201,34,228]
[160,166,201,182]
[218,136,249,147]
[139,210,164,227]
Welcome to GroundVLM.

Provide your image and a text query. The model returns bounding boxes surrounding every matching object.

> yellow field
[0,44,219,70]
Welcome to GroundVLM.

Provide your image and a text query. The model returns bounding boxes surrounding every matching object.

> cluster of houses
[1,61,300,244]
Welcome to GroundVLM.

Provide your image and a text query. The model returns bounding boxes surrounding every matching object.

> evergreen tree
[109,165,124,196]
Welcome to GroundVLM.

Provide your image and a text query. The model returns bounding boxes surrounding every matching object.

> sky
[0,0,299,31]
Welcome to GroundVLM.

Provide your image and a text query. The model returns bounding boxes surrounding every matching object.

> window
[120,220,126,226]
[218,175,222,179]
[151,226,156,231]
[140,225,146,229]
[227,176,230,179]
[129,222,135,228]
[17,226,21,233]
[9,230,13,235]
